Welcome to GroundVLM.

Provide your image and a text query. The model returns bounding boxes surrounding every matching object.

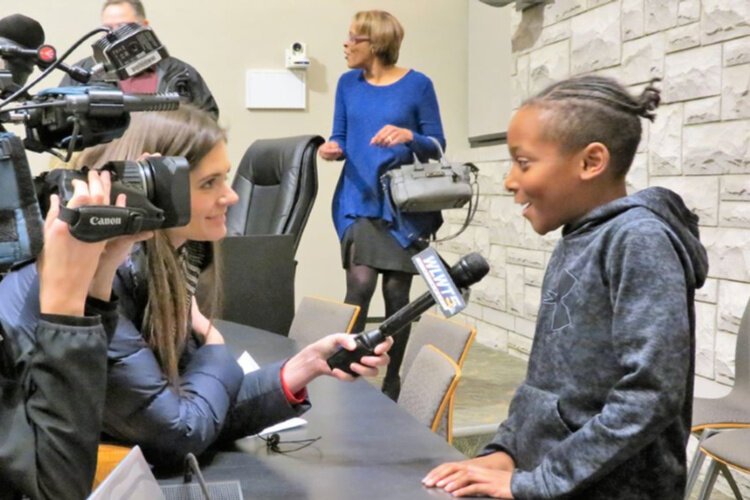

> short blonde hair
[352,10,404,66]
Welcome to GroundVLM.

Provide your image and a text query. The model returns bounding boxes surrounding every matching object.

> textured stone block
[720,201,750,229]
[721,175,750,201]
[651,175,719,226]
[474,275,507,310]
[484,307,517,331]
[507,247,545,269]
[648,104,683,175]
[524,267,545,287]
[570,3,621,73]
[701,0,750,45]
[506,264,525,315]
[588,0,615,8]
[696,277,718,304]
[508,331,533,357]
[626,152,649,193]
[684,96,721,125]
[678,0,701,25]
[666,22,702,53]
[663,45,722,102]
[695,302,717,379]
[622,0,645,40]
[543,0,586,26]
[703,227,750,282]
[529,40,570,95]
[489,197,525,247]
[512,6,544,53]
[524,284,541,319]
[474,320,509,350]
[621,33,665,85]
[683,121,750,175]
[514,317,537,339]
[722,64,750,120]
[724,38,750,67]
[715,331,737,385]
[488,245,507,279]
[645,0,679,34]
[717,280,750,333]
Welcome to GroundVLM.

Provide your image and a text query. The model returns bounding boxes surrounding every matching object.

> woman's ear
[579,142,610,181]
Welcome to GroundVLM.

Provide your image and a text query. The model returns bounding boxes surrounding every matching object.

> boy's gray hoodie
[483,187,708,499]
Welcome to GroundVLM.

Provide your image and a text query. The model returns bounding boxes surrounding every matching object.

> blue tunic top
[329,69,446,247]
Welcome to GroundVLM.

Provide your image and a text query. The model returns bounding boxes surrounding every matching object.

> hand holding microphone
[327,252,490,376]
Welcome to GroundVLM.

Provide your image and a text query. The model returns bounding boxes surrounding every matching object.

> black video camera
[36,157,190,242]
[0,14,187,273]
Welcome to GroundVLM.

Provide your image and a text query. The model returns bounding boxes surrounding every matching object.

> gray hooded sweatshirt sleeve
[482,187,708,499]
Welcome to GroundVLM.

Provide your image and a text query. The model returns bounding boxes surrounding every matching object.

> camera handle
[57,205,156,242]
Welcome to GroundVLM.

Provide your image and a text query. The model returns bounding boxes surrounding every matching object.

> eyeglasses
[346,33,370,44]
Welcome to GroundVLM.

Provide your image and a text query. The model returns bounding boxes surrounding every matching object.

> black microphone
[0,14,45,50]
[327,252,490,376]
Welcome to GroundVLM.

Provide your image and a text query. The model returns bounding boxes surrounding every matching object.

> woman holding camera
[55,104,390,466]
[318,10,446,400]
[0,172,152,499]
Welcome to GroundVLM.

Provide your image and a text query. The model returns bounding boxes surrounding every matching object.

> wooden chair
[685,297,750,497]
[287,296,360,344]
[695,428,750,500]
[400,313,477,378]
[92,443,133,489]
[399,313,476,442]
[398,345,461,442]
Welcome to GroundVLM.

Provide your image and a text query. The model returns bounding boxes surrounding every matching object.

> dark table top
[157,320,483,499]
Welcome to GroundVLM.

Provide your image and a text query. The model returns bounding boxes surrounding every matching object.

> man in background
[59,0,219,119]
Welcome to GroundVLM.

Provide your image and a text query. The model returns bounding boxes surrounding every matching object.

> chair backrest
[400,313,477,379]
[398,345,461,442]
[732,296,750,393]
[287,296,360,344]
[226,135,323,253]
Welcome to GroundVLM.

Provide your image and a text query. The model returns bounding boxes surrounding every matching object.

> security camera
[285,42,310,69]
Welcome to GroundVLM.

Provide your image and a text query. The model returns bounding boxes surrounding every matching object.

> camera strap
[57,205,155,242]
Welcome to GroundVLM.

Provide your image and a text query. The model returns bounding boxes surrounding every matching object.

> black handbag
[381,138,479,242]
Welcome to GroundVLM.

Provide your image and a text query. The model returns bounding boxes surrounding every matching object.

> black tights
[344,248,413,400]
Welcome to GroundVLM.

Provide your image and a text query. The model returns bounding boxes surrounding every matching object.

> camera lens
[292,42,303,53]
[117,159,155,199]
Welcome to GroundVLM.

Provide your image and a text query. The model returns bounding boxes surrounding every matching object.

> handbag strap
[426,163,479,244]
[412,136,450,169]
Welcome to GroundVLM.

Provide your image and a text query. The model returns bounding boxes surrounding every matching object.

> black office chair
[226,134,324,253]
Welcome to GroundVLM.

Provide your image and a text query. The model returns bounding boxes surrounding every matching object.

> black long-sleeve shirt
[0,296,118,500]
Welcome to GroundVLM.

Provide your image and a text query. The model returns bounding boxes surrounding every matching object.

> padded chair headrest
[239,135,324,186]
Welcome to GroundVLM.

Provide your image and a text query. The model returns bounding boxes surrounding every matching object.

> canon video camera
[0,15,189,273]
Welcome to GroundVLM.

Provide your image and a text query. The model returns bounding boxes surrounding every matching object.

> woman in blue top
[319,10,446,400]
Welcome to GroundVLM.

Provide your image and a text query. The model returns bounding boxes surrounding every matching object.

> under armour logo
[542,269,577,332]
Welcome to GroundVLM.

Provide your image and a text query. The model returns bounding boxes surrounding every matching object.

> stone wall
[444,0,750,492]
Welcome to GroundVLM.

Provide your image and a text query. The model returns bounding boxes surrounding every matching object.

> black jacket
[0,278,118,500]
[59,55,219,119]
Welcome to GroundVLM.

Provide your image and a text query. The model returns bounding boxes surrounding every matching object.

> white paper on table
[236,350,308,436]
[237,350,260,374]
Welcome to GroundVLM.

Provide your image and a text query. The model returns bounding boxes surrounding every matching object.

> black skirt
[340,218,427,274]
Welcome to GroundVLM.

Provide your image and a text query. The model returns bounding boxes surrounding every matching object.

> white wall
[3,0,470,312]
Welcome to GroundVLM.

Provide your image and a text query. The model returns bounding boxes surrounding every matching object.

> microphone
[0,14,45,50]
[327,252,490,375]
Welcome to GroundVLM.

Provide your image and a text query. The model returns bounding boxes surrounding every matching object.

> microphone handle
[326,291,436,376]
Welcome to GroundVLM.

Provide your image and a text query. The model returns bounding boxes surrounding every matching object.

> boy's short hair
[524,76,661,178]
[352,10,404,66]
[101,0,147,20]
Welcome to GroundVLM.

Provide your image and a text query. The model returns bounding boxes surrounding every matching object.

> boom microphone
[327,252,489,375]
[0,14,45,49]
